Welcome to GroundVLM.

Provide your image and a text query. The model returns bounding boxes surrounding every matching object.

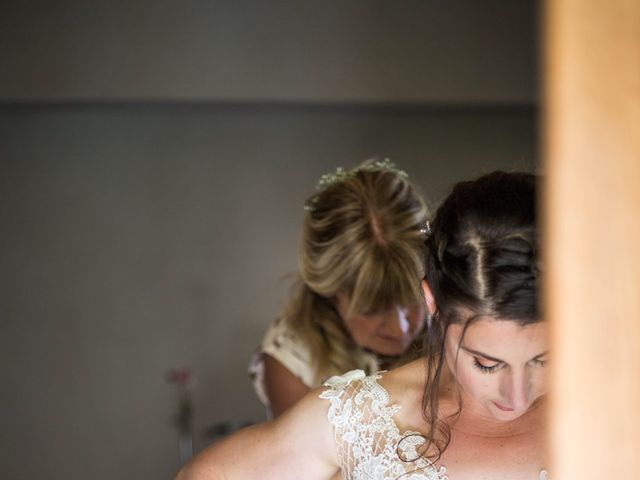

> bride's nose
[500,369,531,411]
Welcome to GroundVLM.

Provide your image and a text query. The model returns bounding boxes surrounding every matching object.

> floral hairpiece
[316,158,407,191]
[304,158,409,212]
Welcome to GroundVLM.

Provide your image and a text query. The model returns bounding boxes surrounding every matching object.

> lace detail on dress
[320,370,549,480]
[320,370,448,480]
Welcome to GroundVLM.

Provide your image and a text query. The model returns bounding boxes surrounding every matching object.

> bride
[176,171,547,480]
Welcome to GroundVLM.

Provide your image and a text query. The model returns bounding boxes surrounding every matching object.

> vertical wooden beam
[544,0,640,478]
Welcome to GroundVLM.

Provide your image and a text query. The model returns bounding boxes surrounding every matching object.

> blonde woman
[249,159,430,417]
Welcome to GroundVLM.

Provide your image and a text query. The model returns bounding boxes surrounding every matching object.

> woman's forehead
[451,318,548,358]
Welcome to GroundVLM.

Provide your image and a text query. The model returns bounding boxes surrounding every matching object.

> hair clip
[420,221,431,235]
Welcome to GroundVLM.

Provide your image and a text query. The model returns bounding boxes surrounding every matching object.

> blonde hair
[283,160,429,384]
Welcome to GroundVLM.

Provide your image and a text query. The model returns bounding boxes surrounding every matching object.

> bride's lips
[493,401,515,412]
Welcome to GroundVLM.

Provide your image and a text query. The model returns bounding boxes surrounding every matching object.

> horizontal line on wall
[0,98,537,113]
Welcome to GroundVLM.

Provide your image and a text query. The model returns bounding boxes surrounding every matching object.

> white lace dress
[319,370,549,480]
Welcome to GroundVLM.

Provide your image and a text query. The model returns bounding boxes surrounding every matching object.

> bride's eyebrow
[461,346,549,363]
[532,351,549,360]
[461,346,503,363]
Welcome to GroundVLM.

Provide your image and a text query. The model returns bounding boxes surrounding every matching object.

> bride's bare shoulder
[377,359,426,413]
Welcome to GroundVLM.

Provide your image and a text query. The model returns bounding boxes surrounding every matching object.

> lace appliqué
[320,370,448,480]
[320,370,549,480]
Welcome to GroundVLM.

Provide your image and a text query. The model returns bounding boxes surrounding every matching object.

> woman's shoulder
[319,369,383,400]
[262,316,300,342]
[319,369,404,452]
[376,359,429,430]
[319,360,426,420]
[317,360,424,399]
[318,364,449,480]
[259,317,311,361]
[379,359,425,399]
[249,317,316,406]
[319,369,392,415]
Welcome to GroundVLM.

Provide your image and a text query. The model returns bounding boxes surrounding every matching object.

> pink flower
[165,368,195,386]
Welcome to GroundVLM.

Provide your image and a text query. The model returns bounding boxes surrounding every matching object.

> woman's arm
[263,354,311,417]
[174,387,339,480]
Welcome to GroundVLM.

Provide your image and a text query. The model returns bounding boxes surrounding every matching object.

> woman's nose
[500,370,531,411]
[386,307,411,335]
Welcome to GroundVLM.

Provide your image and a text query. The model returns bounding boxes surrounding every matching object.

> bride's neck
[437,366,545,438]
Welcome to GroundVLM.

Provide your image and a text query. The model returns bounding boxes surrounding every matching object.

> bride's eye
[531,358,547,367]
[473,358,501,373]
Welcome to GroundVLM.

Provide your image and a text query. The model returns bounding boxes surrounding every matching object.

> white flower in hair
[306,158,408,212]
[316,158,407,191]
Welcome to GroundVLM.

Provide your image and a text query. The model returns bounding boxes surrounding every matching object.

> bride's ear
[421,280,437,315]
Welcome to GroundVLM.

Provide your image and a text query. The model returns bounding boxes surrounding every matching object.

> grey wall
[1,105,536,479]
[1,1,537,104]
[1,2,538,480]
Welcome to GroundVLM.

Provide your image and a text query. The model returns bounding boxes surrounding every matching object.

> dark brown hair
[419,171,539,461]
